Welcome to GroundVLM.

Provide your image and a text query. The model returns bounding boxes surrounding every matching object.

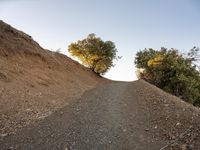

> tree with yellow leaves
[68,34,119,75]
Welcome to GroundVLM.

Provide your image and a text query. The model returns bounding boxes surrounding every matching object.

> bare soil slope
[134,80,200,149]
[1,80,200,150]
[0,20,107,136]
[1,21,200,150]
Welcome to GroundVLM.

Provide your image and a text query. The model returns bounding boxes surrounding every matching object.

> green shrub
[135,47,200,106]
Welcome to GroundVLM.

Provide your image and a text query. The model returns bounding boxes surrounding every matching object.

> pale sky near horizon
[0,0,200,81]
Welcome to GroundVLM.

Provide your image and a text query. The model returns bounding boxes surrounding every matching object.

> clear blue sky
[1,0,200,81]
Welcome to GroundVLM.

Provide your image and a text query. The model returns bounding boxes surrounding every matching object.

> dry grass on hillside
[0,20,108,136]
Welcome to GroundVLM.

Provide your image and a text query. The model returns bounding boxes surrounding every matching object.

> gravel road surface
[0,81,189,150]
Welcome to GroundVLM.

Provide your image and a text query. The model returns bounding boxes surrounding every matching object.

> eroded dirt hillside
[1,80,200,150]
[0,20,107,136]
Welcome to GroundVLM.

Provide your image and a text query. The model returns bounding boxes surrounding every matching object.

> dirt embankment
[1,80,200,150]
[134,80,200,149]
[1,20,200,150]
[0,20,108,136]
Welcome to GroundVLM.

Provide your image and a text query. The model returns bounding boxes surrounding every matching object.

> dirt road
[1,81,200,150]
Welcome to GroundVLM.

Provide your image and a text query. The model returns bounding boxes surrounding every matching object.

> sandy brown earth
[0,80,200,150]
[134,80,200,149]
[1,21,200,150]
[0,20,107,137]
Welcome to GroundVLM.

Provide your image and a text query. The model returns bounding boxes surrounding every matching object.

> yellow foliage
[147,54,163,67]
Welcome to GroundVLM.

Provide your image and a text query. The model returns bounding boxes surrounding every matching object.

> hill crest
[0,20,107,135]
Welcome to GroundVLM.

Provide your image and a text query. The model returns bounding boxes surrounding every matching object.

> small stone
[179,133,184,139]
[189,144,194,150]
[176,122,180,126]
[123,129,127,132]
[0,133,8,137]
[164,104,169,107]
[170,134,176,140]
[181,144,187,150]
[171,143,180,150]
[9,146,14,150]
[64,147,69,150]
